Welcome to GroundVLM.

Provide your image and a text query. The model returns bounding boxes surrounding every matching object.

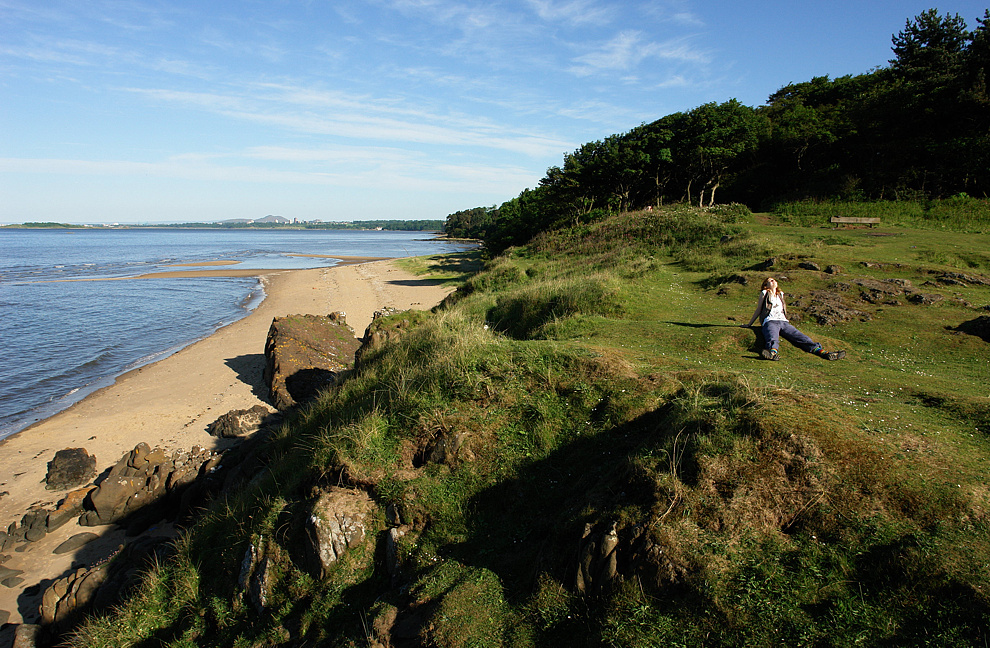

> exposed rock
[80,443,223,527]
[861,261,907,271]
[20,508,48,543]
[207,404,279,438]
[239,539,262,590]
[40,535,171,629]
[798,261,821,271]
[385,526,408,578]
[844,277,907,304]
[790,291,871,326]
[0,566,23,582]
[907,292,944,305]
[236,537,281,612]
[252,556,278,612]
[263,313,360,410]
[930,271,990,287]
[422,430,473,466]
[47,488,92,532]
[751,257,777,271]
[304,487,375,579]
[355,308,413,366]
[11,624,43,648]
[45,448,97,491]
[53,533,99,555]
[824,264,844,275]
[40,566,104,627]
[85,474,147,526]
[575,521,621,595]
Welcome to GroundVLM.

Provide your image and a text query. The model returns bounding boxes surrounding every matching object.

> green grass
[769,196,990,232]
[69,205,990,647]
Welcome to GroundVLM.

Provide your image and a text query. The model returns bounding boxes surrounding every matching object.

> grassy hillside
[71,205,990,647]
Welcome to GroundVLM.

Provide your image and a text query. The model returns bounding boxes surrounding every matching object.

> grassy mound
[69,206,990,647]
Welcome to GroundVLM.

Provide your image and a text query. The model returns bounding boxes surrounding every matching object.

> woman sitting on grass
[743,277,845,361]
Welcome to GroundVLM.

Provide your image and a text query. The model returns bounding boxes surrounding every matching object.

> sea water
[0,228,474,439]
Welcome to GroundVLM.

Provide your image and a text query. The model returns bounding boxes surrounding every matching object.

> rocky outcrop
[575,522,620,595]
[237,537,285,613]
[790,290,872,325]
[926,270,990,287]
[355,307,421,366]
[303,487,375,579]
[45,448,97,491]
[39,535,171,631]
[419,429,474,467]
[30,429,274,634]
[263,313,361,410]
[207,404,279,438]
[2,403,275,559]
[79,442,222,531]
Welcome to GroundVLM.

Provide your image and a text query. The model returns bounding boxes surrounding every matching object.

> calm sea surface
[0,228,474,439]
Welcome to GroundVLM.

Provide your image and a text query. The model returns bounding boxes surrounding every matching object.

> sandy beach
[0,258,454,625]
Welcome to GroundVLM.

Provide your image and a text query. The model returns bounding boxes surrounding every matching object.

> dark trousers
[762,320,818,353]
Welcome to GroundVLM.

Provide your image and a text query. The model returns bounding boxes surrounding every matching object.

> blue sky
[1,1,987,224]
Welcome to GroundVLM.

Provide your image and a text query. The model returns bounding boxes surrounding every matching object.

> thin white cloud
[639,0,704,27]
[124,83,572,158]
[387,0,500,30]
[526,0,612,25]
[0,37,123,68]
[569,31,709,76]
[656,74,691,88]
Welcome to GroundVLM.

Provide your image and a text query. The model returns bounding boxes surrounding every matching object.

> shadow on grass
[664,321,742,328]
[436,401,990,646]
[428,250,484,276]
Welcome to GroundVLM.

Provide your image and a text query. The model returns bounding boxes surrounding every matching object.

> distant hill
[254,215,290,224]
[213,215,290,225]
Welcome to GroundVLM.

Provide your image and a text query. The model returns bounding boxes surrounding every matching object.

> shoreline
[0,258,455,624]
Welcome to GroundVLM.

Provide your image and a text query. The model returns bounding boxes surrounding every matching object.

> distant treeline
[134,220,445,231]
[2,222,79,229]
[308,220,445,231]
[447,9,990,252]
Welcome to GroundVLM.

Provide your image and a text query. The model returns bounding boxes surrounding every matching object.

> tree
[628,115,678,208]
[445,206,495,239]
[676,100,767,206]
[891,9,969,80]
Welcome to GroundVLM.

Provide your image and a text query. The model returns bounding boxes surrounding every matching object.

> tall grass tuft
[487,273,623,339]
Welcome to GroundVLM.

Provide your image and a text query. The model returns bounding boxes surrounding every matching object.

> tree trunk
[708,182,719,206]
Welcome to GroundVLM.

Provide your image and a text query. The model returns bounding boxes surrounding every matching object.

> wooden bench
[830,216,880,228]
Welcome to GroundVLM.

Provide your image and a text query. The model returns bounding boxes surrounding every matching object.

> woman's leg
[779,323,819,353]
[762,320,783,351]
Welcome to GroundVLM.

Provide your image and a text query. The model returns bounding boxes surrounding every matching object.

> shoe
[760,348,778,361]
[825,350,845,361]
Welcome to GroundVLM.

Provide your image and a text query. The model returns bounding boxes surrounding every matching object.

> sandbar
[0,258,454,624]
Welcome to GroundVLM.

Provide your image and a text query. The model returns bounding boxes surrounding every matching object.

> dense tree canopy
[448,9,990,251]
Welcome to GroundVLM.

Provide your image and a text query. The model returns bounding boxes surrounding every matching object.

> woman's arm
[743,292,764,327]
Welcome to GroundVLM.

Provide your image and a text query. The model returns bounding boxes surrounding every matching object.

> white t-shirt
[762,290,788,323]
